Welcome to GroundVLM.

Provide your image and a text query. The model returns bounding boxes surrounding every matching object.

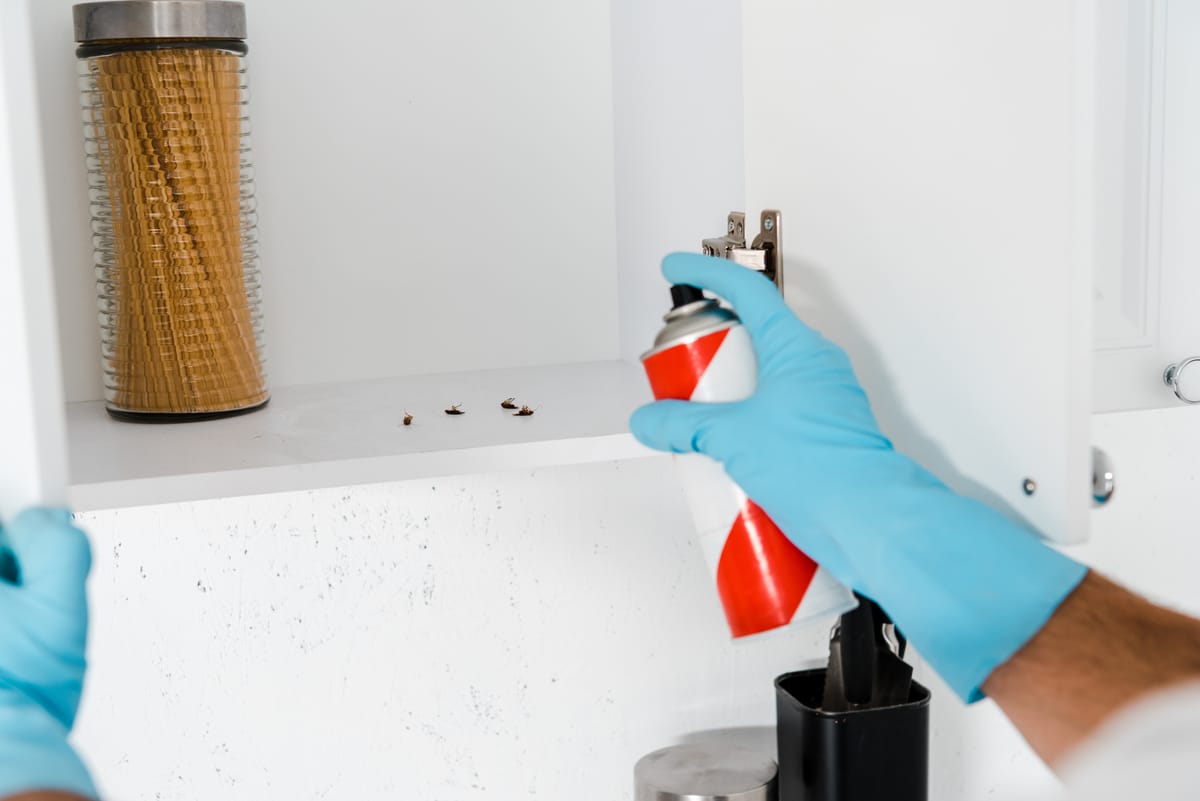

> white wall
[71,407,1200,800]
[73,457,835,800]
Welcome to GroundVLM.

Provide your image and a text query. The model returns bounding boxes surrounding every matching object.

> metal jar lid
[635,743,777,801]
[74,1,246,42]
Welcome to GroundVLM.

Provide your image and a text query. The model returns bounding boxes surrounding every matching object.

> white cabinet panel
[1091,0,1159,354]
[1094,0,1200,411]
[611,0,746,362]
[0,0,68,520]
[743,1,1093,542]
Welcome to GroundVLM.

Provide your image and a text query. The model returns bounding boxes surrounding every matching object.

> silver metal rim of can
[74,0,246,43]
[640,318,739,363]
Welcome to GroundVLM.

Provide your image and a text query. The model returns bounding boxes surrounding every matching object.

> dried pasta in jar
[75,0,268,420]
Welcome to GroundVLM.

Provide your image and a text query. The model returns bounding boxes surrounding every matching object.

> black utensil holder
[775,668,930,801]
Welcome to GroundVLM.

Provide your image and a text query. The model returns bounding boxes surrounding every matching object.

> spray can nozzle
[669,284,706,309]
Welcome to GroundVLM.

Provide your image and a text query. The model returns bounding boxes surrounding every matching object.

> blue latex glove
[0,508,97,799]
[630,253,1088,702]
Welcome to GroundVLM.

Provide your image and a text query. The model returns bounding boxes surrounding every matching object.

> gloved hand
[0,508,97,799]
[630,253,1088,702]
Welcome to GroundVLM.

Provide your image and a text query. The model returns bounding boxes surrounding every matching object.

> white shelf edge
[66,360,658,512]
[70,433,651,513]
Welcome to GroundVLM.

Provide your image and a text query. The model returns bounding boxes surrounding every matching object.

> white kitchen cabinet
[1093,0,1200,412]
[2,0,1099,541]
[0,0,69,521]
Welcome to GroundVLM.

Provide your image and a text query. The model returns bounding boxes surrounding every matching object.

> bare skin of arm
[983,570,1200,766]
[3,795,90,801]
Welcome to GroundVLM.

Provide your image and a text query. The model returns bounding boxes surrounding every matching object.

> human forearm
[983,570,1200,766]
[3,794,92,801]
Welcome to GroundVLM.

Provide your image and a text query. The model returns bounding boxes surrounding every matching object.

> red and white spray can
[641,284,856,638]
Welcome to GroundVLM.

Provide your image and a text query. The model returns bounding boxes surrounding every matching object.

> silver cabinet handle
[1164,358,1200,404]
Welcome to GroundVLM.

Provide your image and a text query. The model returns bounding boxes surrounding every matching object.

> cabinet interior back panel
[30,0,619,402]
[742,1,1092,542]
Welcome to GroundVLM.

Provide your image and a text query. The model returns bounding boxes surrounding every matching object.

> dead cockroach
[500,397,518,410]
[444,403,465,415]
[402,411,413,426]
[512,405,536,417]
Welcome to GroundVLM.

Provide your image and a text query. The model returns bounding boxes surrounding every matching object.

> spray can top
[644,285,740,359]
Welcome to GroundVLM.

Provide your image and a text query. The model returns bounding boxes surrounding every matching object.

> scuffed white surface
[73,458,838,799]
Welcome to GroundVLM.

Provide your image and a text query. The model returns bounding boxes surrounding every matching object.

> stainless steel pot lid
[635,742,777,801]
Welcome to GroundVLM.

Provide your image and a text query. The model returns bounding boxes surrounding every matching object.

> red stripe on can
[642,327,730,401]
[715,501,818,637]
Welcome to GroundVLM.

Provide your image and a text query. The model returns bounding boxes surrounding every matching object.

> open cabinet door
[0,0,69,521]
[742,1,1094,543]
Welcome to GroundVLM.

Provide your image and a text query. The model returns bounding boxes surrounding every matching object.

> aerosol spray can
[641,284,856,637]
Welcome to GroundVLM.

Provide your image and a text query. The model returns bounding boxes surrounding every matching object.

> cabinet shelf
[66,360,653,512]
[2,0,1095,540]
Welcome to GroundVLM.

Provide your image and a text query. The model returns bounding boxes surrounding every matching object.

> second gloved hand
[630,253,1087,702]
[0,508,97,799]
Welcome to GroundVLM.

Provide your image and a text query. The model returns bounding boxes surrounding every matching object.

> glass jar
[74,0,267,421]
